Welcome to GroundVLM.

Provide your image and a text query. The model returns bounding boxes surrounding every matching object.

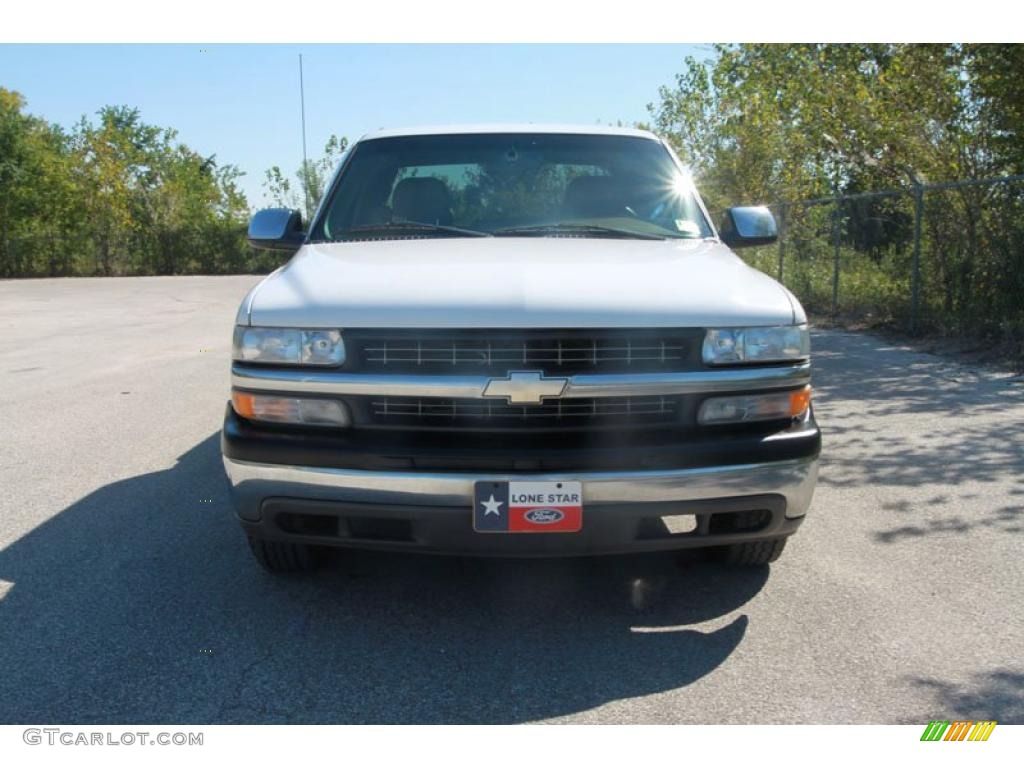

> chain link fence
[733,174,1024,355]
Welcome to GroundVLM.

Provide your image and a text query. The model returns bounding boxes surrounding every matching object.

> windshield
[312,133,713,241]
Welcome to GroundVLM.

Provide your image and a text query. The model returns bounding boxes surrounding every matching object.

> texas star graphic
[481,494,504,516]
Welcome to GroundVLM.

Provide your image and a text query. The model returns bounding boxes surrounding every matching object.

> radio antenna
[299,53,310,219]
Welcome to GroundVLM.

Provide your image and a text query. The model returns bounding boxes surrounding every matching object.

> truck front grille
[345,329,704,374]
[367,395,680,429]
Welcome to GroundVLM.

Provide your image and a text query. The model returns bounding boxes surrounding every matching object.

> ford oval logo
[525,508,564,524]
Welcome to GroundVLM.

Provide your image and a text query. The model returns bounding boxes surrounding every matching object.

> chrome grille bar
[232,362,811,398]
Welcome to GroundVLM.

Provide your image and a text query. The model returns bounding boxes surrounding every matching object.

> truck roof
[359,123,660,142]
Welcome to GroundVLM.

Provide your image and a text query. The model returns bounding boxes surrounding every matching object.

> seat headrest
[392,177,453,225]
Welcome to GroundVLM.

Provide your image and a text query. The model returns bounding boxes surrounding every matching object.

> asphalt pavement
[0,276,1021,724]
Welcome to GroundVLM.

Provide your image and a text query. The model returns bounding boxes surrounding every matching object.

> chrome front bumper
[224,359,819,554]
[223,454,819,524]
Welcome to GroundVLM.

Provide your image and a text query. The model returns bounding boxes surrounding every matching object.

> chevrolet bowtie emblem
[482,371,569,405]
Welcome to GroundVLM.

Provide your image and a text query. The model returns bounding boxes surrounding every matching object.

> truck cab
[222,125,820,573]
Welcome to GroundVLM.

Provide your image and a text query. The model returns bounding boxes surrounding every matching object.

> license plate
[473,481,582,533]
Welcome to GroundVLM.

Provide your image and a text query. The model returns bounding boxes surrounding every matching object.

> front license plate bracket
[473,480,583,533]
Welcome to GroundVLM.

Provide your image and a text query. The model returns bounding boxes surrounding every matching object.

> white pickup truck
[222,125,819,573]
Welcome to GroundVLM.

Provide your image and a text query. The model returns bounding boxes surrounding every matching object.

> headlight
[233,326,345,366]
[702,325,809,365]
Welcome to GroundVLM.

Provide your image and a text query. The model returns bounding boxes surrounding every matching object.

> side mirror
[248,208,305,252]
[719,206,778,249]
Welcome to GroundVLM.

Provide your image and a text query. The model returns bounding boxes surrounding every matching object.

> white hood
[241,237,802,328]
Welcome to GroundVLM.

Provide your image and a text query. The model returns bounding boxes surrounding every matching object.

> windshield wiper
[340,221,491,238]
[493,223,666,240]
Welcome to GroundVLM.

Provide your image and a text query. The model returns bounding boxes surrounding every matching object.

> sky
[0,44,709,209]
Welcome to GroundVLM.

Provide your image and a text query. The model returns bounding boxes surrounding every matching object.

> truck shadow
[0,433,767,724]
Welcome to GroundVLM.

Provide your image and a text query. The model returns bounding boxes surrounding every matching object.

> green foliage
[650,44,984,205]
[652,45,1024,354]
[0,88,75,276]
[0,87,349,277]
[263,134,348,222]
[0,88,273,277]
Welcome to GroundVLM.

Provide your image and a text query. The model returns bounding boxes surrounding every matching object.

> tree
[0,88,76,277]
[963,44,1024,176]
[0,90,262,278]
[649,45,981,207]
[263,134,348,222]
[648,45,1024,342]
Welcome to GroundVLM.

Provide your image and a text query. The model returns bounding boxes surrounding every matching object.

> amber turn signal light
[231,391,257,419]
[231,390,350,427]
[698,385,812,425]
[789,385,812,418]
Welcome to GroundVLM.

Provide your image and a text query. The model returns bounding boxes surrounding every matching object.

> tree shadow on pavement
[810,330,1024,543]
[0,433,768,724]
[904,669,1024,724]
[872,504,1024,543]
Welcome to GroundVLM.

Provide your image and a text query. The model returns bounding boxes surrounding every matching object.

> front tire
[721,537,787,566]
[247,536,318,574]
